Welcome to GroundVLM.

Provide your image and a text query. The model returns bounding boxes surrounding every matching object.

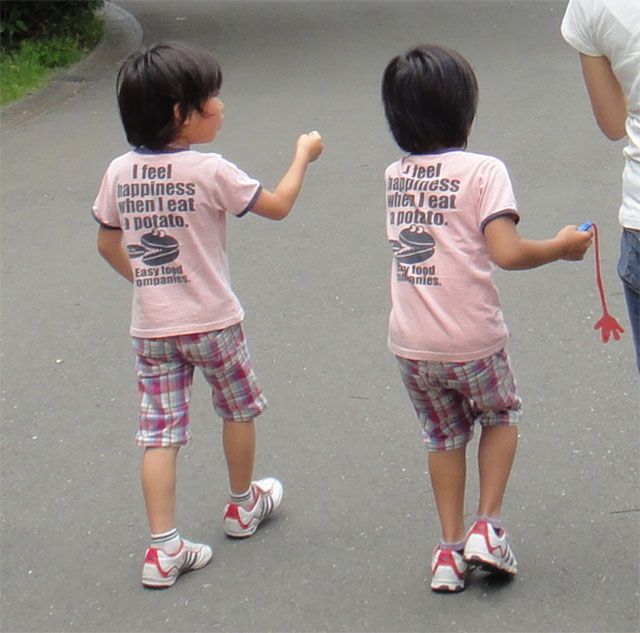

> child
[381,44,592,593]
[562,0,640,375]
[93,41,323,588]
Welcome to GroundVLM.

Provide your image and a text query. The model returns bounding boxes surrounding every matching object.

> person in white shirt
[562,0,640,375]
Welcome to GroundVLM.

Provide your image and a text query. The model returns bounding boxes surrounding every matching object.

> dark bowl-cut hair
[381,44,478,154]
[117,41,223,150]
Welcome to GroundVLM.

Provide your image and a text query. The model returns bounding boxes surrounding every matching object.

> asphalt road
[1,1,638,632]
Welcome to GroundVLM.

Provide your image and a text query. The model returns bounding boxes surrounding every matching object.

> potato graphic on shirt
[390,225,436,265]
[127,230,180,266]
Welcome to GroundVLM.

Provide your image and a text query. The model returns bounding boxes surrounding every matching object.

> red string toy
[582,222,625,343]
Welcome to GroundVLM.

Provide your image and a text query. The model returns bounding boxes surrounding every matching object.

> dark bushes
[1,1,104,51]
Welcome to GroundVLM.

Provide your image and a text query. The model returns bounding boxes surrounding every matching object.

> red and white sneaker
[141,538,213,588]
[223,478,283,538]
[463,520,517,575]
[430,546,467,593]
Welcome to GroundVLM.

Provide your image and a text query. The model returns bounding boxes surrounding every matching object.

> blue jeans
[617,228,640,375]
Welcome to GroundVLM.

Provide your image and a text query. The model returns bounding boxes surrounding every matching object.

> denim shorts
[397,349,522,452]
[133,323,268,448]
[617,228,640,373]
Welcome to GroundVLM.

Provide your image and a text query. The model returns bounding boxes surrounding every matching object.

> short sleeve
[212,157,262,217]
[562,0,603,57]
[477,158,519,230]
[92,166,121,229]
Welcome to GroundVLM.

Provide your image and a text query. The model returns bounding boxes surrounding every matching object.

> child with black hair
[93,41,323,588]
[381,44,592,593]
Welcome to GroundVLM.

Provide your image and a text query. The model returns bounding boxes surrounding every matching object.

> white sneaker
[463,520,517,575]
[430,546,467,593]
[223,478,283,538]
[141,538,213,588]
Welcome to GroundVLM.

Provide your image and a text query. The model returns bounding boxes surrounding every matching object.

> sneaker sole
[141,560,212,587]
[430,581,465,593]
[464,552,517,575]
[223,523,259,538]
[142,578,178,589]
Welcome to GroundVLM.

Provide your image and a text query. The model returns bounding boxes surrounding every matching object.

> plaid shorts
[397,349,522,452]
[133,323,267,448]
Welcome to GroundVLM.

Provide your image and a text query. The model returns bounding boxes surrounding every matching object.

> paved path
[1,1,638,632]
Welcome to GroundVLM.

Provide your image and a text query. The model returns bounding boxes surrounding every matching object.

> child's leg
[396,356,475,546]
[134,336,194,536]
[476,425,518,519]
[223,420,256,494]
[134,336,214,587]
[465,350,521,520]
[428,446,467,544]
[464,426,519,576]
[141,447,179,534]
[190,326,281,539]
[222,418,284,538]
[194,325,266,497]
[427,442,470,593]
[140,445,213,588]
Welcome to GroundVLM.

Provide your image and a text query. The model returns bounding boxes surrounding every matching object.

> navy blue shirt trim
[134,146,190,154]
[238,185,263,218]
[481,209,520,231]
[411,147,465,157]
[93,211,121,230]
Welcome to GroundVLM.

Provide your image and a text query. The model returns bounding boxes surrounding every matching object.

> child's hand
[251,131,323,220]
[296,131,324,163]
[555,224,593,261]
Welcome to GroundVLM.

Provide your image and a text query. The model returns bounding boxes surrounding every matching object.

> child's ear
[173,103,191,126]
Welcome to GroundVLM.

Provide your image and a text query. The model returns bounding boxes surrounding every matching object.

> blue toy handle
[577,221,593,231]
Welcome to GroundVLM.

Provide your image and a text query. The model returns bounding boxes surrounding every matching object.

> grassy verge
[0,8,104,106]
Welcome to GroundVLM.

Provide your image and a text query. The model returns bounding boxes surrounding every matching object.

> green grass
[0,12,104,106]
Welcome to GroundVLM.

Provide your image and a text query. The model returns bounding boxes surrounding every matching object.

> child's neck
[167,141,191,150]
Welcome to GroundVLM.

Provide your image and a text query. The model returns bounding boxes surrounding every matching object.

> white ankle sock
[151,528,181,554]
[441,540,465,552]
[229,486,254,509]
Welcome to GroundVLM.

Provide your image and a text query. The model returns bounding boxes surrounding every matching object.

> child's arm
[579,53,627,141]
[484,216,593,271]
[250,131,323,220]
[97,226,133,283]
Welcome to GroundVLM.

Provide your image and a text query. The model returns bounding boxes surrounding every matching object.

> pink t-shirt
[386,150,519,362]
[93,149,262,338]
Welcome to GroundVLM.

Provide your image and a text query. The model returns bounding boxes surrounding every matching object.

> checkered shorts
[132,324,267,448]
[397,349,522,452]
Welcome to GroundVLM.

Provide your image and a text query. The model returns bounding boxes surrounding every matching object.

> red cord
[593,223,608,314]
[591,223,624,343]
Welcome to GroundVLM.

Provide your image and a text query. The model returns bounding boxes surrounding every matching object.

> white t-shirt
[562,0,640,230]
[386,150,519,362]
[93,148,262,338]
